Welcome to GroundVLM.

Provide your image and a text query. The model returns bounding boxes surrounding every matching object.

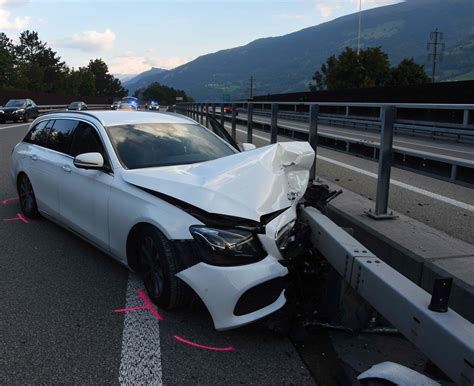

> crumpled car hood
[121,142,315,222]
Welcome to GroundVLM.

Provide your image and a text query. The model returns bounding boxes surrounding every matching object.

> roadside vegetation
[0,30,127,99]
[309,47,430,91]
[133,82,194,104]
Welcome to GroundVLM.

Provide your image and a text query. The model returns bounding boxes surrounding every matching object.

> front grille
[233,276,286,316]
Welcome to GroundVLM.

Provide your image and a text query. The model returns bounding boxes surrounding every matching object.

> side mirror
[73,152,104,169]
[239,143,257,152]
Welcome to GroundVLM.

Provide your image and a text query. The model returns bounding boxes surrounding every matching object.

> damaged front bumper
[177,256,288,330]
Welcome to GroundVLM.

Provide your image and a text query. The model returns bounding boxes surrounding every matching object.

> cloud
[314,2,342,18]
[0,8,29,29]
[109,54,189,75]
[60,29,116,52]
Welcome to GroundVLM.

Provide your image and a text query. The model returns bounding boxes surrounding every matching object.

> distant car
[148,101,160,110]
[166,105,175,112]
[111,101,121,110]
[118,103,137,111]
[0,99,39,123]
[224,106,239,116]
[67,101,88,111]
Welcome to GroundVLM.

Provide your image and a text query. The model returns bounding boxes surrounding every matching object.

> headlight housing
[189,225,266,266]
[14,109,25,114]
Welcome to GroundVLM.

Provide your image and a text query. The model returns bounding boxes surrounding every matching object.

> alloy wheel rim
[140,235,164,298]
[19,177,34,212]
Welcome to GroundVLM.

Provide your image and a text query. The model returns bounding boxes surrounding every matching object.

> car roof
[40,110,195,127]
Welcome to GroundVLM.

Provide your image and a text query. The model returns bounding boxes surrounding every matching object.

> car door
[58,120,113,251]
[22,119,65,217]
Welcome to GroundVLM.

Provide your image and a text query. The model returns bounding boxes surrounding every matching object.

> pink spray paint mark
[1,197,18,205]
[174,335,234,351]
[113,289,164,320]
[3,213,29,224]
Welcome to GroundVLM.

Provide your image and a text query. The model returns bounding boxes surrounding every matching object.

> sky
[0,0,403,78]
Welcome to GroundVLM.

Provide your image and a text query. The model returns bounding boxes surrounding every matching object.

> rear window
[107,123,236,169]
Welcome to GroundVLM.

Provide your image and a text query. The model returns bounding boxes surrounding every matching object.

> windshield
[5,99,25,107]
[107,123,236,169]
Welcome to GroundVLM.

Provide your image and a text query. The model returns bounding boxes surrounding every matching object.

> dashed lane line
[0,123,30,130]
[235,127,474,212]
[119,274,163,385]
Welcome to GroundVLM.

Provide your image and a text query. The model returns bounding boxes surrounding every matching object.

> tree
[309,47,429,91]
[387,58,430,87]
[310,47,391,91]
[87,59,127,98]
[134,82,193,104]
[0,33,15,89]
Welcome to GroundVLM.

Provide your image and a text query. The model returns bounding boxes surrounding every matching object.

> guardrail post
[462,110,469,127]
[212,104,216,119]
[220,103,225,126]
[231,102,237,140]
[368,105,397,219]
[205,103,209,128]
[309,104,319,181]
[199,104,204,125]
[247,103,254,143]
[270,103,279,144]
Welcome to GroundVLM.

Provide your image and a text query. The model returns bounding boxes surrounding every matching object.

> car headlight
[189,225,266,266]
[0,110,4,114]
[14,109,25,114]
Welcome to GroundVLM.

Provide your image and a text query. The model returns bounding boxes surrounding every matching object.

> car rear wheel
[17,174,39,218]
[134,226,189,309]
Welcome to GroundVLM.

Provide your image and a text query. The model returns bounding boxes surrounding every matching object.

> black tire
[17,174,40,218]
[134,225,189,309]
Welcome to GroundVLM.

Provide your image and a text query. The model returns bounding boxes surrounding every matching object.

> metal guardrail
[302,206,474,386]
[38,104,110,113]
[176,101,474,218]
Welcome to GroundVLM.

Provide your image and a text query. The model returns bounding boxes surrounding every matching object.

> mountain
[128,0,474,100]
[114,73,138,83]
[122,67,168,94]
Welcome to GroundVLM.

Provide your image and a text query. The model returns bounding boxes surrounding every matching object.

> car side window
[70,121,109,167]
[48,119,77,154]
[23,120,53,147]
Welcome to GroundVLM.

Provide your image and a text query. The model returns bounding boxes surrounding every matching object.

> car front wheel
[17,174,39,218]
[134,225,189,309]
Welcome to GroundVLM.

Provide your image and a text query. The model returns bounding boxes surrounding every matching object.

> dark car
[67,101,88,111]
[111,101,121,110]
[0,99,39,123]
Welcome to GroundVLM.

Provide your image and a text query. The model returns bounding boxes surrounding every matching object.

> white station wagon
[10,111,314,330]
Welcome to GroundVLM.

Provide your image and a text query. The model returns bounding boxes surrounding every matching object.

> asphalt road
[224,121,474,244]
[0,118,449,384]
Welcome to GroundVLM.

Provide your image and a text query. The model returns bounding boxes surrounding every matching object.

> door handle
[30,154,38,161]
[62,165,71,173]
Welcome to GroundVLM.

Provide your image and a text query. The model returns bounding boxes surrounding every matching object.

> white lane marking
[235,126,473,212]
[317,155,474,212]
[235,127,270,142]
[119,273,163,385]
[0,123,30,130]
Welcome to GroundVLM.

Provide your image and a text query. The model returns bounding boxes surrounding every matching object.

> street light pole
[357,0,362,56]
